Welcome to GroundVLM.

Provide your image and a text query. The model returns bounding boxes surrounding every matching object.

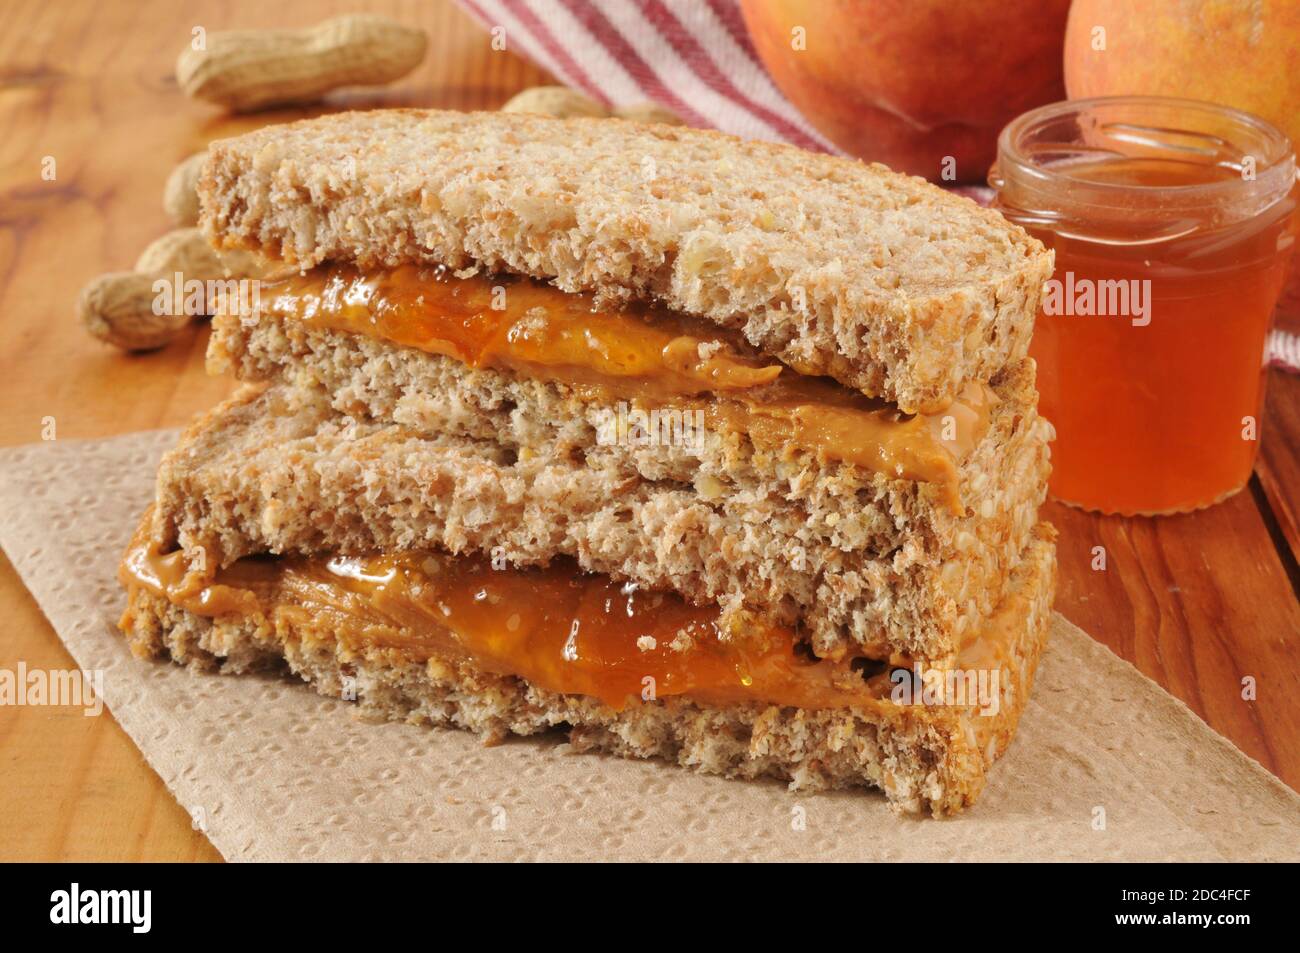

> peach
[1064,0,1300,153]
[739,0,1072,182]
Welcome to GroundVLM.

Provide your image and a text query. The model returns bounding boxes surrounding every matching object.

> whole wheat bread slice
[199,109,1053,413]
[151,370,1048,662]
[121,512,1057,816]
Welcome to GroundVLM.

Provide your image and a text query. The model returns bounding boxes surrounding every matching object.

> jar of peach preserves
[990,96,1297,515]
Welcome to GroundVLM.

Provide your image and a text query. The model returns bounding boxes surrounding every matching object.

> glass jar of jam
[991,96,1297,515]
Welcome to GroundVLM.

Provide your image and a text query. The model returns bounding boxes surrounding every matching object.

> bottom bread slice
[120,526,1055,816]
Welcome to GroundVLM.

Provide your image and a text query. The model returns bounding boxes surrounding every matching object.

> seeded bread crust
[199,109,1053,413]
[120,525,1056,816]
[152,364,1049,661]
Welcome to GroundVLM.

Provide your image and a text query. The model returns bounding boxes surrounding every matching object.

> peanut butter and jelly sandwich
[119,110,1056,815]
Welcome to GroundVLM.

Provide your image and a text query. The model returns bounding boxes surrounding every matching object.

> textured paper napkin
[1,431,1297,862]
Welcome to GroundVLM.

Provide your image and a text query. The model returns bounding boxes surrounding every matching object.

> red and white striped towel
[454,0,1300,372]
[457,0,836,151]
[1268,327,1300,372]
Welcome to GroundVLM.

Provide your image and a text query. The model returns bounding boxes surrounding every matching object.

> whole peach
[1064,0,1300,152]
[740,0,1072,182]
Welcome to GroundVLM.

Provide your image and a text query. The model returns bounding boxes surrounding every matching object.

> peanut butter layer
[260,265,996,511]
[120,516,1032,719]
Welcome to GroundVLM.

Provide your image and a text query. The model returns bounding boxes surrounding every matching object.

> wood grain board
[0,0,1296,861]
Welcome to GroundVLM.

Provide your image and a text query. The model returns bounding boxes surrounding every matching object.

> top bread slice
[199,109,1053,413]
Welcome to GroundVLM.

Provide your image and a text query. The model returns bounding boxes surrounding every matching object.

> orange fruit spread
[132,269,1020,712]
[259,264,997,513]
[1005,157,1296,515]
[121,526,901,712]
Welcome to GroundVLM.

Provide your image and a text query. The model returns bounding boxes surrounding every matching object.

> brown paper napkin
[1,431,1296,861]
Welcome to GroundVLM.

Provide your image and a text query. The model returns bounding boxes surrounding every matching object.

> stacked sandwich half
[119,110,1056,815]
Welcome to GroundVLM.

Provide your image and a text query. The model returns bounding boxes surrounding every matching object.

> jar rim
[994,95,1296,210]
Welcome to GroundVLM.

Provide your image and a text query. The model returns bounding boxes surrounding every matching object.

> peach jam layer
[260,265,996,510]
[122,533,900,711]
[122,530,1027,716]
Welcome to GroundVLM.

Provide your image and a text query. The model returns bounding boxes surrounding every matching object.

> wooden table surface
[1,0,1296,861]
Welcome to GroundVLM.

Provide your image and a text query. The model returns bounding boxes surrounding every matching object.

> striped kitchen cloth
[456,0,836,151]
[454,0,1300,371]
[1268,327,1300,372]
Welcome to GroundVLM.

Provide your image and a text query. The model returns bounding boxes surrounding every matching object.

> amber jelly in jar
[991,96,1296,515]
